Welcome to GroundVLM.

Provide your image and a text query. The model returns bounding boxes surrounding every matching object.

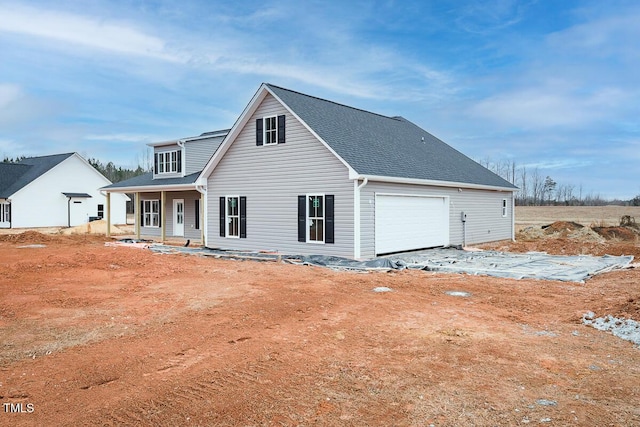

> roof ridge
[265,83,403,122]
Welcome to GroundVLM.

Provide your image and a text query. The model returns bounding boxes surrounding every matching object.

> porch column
[161,191,166,242]
[106,192,111,238]
[135,192,141,239]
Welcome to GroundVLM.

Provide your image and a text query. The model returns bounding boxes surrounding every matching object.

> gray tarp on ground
[147,244,633,283]
[289,249,633,282]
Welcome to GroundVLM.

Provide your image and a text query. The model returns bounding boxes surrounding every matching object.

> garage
[375,194,449,255]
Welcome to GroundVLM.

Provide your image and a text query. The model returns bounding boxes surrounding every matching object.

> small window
[143,200,160,227]
[502,199,508,217]
[308,195,324,243]
[154,150,182,175]
[97,204,104,219]
[256,115,285,146]
[264,116,277,145]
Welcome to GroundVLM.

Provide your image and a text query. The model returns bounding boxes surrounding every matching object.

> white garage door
[375,194,449,255]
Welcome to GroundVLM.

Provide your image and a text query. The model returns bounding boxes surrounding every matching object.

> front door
[173,199,184,236]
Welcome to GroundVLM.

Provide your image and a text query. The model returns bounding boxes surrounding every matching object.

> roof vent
[421,136,425,143]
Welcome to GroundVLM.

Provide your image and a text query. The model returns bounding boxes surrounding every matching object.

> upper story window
[502,199,508,217]
[154,150,182,175]
[264,116,277,145]
[256,115,286,146]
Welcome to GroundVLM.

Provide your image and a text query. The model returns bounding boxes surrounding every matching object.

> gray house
[197,84,517,259]
[103,129,229,241]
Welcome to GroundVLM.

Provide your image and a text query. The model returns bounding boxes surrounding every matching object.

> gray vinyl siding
[185,136,225,175]
[139,191,203,239]
[359,181,513,258]
[206,94,354,257]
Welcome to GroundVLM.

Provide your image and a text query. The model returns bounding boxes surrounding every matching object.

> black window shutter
[140,200,144,227]
[277,115,285,144]
[240,196,247,238]
[256,118,263,146]
[298,195,306,242]
[177,150,182,173]
[154,153,158,174]
[219,197,225,237]
[325,195,335,244]
[158,201,161,224]
[194,199,200,230]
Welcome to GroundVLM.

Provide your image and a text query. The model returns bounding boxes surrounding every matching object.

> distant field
[516,205,640,230]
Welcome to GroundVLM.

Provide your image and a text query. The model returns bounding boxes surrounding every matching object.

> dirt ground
[1,221,639,425]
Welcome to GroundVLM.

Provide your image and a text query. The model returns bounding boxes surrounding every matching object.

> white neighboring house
[0,152,128,228]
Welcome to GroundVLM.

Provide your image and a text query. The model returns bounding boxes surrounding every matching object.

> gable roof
[0,153,75,198]
[199,84,516,190]
[265,84,516,190]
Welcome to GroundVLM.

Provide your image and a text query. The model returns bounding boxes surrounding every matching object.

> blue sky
[1,0,638,199]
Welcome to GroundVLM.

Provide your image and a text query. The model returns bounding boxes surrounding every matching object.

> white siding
[185,136,224,175]
[206,94,354,257]
[360,181,513,258]
[10,155,128,228]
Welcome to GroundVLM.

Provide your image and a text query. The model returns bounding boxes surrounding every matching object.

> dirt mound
[592,226,638,241]
[542,221,584,234]
[60,219,127,235]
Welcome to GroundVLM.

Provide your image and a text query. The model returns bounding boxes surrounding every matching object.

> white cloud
[468,86,631,129]
[0,4,183,62]
[0,83,21,109]
[85,133,161,143]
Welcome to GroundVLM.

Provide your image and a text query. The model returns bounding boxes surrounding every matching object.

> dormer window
[256,115,285,146]
[154,150,182,175]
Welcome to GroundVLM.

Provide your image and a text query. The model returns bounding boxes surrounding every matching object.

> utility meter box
[461,212,467,222]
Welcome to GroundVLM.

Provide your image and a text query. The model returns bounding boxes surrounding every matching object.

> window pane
[309,219,317,241]
[317,219,324,241]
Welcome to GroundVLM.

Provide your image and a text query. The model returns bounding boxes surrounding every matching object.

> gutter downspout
[354,177,368,259]
[66,196,71,227]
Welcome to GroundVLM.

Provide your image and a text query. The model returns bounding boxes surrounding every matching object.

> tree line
[477,158,640,207]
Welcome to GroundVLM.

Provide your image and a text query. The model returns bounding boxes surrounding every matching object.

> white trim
[355,174,517,192]
[262,115,278,145]
[306,193,325,244]
[225,195,240,239]
[353,177,368,259]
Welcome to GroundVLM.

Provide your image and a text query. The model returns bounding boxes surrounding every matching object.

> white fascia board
[265,86,358,178]
[197,85,270,186]
[356,174,518,192]
[103,184,197,193]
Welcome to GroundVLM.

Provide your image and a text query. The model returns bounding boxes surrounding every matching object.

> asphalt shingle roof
[102,171,201,189]
[0,153,75,198]
[267,84,516,189]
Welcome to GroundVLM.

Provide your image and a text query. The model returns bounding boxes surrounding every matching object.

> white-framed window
[226,196,240,238]
[307,194,324,243]
[143,200,160,227]
[0,203,10,223]
[154,150,182,175]
[264,116,277,145]
[502,198,508,217]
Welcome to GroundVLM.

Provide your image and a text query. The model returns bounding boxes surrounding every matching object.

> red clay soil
[1,233,639,426]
